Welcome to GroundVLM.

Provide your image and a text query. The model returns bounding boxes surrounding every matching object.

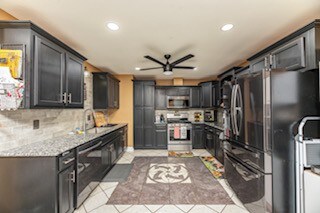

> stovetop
[167,120,191,124]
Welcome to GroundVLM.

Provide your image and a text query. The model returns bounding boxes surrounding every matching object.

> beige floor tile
[90,186,103,197]
[83,191,108,212]
[230,194,246,209]
[175,204,194,212]
[206,205,226,212]
[104,186,117,198]
[217,179,234,198]
[122,205,151,213]
[189,205,217,213]
[114,205,132,212]
[145,205,164,212]
[99,182,118,190]
[156,205,184,213]
[222,205,249,213]
[74,205,86,213]
[89,205,119,213]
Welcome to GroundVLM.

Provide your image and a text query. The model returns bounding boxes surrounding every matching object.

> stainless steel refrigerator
[223,69,320,213]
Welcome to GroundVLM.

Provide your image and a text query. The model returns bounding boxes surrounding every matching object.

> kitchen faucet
[83,108,97,137]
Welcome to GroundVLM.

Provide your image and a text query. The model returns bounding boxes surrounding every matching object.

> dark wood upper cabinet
[155,87,167,109]
[0,21,87,109]
[33,36,65,107]
[93,73,120,109]
[65,54,84,108]
[190,87,201,108]
[200,82,212,108]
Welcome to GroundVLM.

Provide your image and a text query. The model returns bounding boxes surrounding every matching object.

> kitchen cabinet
[59,165,75,213]
[134,81,156,149]
[0,21,87,109]
[155,87,167,109]
[213,127,224,164]
[190,87,201,108]
[192,124,204,149]
[166,87,190,96]
[199,81,220,108]
[93,73,120,109]
[155,124,167,149]
[248,20,320,73]
[205,125,214,155]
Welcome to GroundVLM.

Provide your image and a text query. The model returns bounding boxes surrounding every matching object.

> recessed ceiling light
[221,24,233,31]
[107,22,119,31]
[135,67,141,71]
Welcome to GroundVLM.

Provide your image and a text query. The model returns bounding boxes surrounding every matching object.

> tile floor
[75,149,249,213]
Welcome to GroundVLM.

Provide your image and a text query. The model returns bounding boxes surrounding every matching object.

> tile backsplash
[0,73,94,151]
[155,109,205,122]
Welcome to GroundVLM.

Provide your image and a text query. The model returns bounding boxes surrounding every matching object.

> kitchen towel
[180,126,187,139]
[174,126,180,139]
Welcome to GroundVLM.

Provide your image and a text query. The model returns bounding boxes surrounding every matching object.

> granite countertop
[0,123,127,157]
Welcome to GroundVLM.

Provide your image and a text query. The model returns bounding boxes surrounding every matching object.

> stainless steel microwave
[167,96,189,109]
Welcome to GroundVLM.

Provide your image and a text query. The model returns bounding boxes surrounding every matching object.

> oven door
[168,125,192,143]
[225,151,272,213]
[167,96,189,109]
[76,138,109,207]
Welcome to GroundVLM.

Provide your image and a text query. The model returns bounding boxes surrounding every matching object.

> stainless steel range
[167,112,192,151]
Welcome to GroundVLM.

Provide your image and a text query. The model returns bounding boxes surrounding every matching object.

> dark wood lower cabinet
[192,124,204,149]
[59,165,75,213]
[155,124,167,149]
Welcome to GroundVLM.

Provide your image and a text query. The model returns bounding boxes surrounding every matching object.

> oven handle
[78,141,102,155]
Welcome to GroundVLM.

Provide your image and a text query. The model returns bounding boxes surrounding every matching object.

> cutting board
[94,111,107,127]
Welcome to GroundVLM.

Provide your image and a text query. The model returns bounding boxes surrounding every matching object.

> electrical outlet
[33,120,40,129]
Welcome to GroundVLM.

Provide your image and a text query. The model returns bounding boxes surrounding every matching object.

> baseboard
[126,147,134,152]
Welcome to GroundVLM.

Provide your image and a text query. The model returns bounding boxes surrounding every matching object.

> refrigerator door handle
[234,84,243,136]
[230,85,237,135]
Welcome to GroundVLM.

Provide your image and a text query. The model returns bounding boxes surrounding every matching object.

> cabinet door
[33,35,65,107]
[155,125,167,149]
[134,107,144,148]
[143,107,155,147]
[114,80,119,108]
[192,129,204,149]
[107,77,115,108]
[166,88,179,96]
[190,87,200,108]
[178,87,190,96]
[93,74,108,109]
[212,83,220,107]
[65,54,84,108]
[201,82,212,108]
[250,56,267,73]
[143,83,155,107]
[59,166,75,213]
[155,88,167,109]
[271,37,306,71]
[134,82,143,107]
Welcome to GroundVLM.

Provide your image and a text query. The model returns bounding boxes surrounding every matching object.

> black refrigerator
[224,68,319,213]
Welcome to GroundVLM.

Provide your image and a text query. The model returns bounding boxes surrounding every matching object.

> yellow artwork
[0,49,23,78]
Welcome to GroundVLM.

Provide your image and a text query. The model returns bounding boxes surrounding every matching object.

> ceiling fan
[138,54,195,75]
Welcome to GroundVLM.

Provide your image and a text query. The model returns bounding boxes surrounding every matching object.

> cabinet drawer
[58,150,75,171]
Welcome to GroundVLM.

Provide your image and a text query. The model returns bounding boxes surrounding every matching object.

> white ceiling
[1,0,320,79]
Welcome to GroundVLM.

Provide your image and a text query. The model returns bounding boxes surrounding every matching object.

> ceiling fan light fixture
[193,67,198,70]
[106,22,120,31]
[221,24,233,31]
[135,67,141,71]
[163,70,173,76]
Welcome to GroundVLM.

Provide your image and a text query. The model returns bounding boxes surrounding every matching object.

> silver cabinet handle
[62,92,67,104]
[68,93,72,103]
[69,170,76,183]
[79,141,102,155]
[63,157,75,165]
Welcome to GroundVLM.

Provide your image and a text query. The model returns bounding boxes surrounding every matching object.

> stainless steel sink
[86,124,117,134]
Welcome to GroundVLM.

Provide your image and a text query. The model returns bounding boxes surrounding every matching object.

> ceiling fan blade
[171,54,194,66]
[139,67,163,71]
[144,56,165,66]
[173,66,195,69]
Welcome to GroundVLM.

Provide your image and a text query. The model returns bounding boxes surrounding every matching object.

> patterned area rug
[168,151,194,158]
[200,156,224,179]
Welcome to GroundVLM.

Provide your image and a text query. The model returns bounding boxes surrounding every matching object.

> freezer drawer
[225,152,272,213]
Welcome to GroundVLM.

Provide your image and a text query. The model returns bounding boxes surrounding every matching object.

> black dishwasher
[76,138,110,207]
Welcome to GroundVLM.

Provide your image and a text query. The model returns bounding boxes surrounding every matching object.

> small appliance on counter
[155,113,166,123]
[204,110,215,122]
[193,112,202,122]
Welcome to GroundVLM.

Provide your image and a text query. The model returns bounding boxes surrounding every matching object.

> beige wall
[108,75,134,147]
[0,8,17,20]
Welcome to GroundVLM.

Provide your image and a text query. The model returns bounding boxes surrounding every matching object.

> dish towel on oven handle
[174,126,180,139]
[180,126,187,139]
